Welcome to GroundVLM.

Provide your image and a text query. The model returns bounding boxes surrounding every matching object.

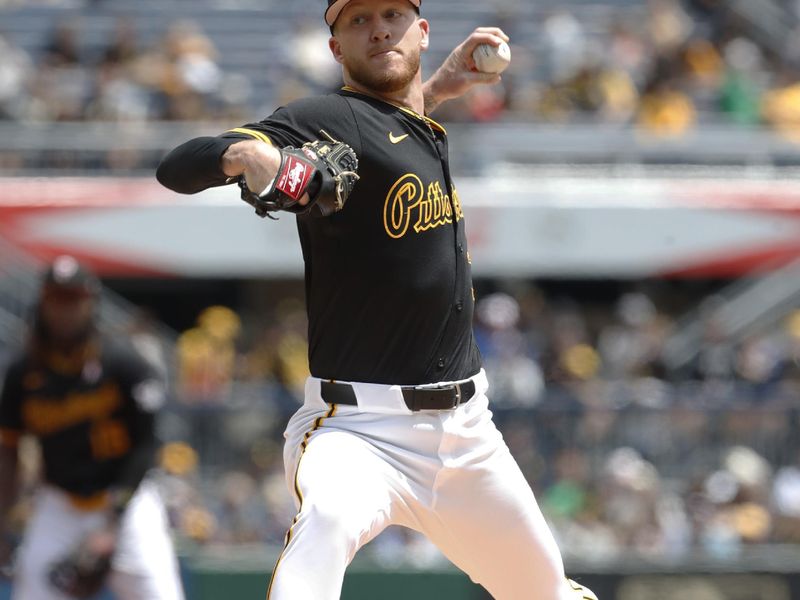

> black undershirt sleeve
[156,135,239,195]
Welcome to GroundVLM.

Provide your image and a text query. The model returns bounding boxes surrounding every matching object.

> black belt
[320,379,476,412]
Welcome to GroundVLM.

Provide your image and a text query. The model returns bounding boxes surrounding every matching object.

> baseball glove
[239,130,359,219]
[49,536,114,599]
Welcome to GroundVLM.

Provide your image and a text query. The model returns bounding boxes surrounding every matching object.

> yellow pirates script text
[383,174,464,239]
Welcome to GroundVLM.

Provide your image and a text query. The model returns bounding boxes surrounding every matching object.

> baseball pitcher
[157,2,598,599]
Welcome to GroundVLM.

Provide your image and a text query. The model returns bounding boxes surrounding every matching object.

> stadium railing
[1,122,799,176]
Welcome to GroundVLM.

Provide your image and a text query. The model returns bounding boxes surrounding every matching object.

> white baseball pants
[12,480,184,600]
[268,369,593,600]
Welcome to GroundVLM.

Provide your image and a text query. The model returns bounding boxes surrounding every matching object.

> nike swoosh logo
[389,132,409,144]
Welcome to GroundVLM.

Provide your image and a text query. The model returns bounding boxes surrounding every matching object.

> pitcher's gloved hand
[239,131,359,219]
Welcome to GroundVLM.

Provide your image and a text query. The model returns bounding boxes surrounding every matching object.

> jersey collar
[340,86,447,134]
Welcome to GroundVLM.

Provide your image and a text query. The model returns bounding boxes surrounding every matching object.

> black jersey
[157,88,482,385]
[0,337,162,498]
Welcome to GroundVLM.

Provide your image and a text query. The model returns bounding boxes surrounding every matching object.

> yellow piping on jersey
[226,128,273,145]
[340,86,447,134]
[266,402,338,600]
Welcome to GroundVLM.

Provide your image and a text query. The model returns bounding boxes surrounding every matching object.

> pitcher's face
[330,0,429,94]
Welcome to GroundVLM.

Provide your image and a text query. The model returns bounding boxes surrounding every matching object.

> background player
[0,256,183,600]
[157,1,598,598]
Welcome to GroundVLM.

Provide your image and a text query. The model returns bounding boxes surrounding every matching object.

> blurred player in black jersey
[0,256,183,600]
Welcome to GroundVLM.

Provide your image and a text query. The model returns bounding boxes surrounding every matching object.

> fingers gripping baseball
[463,28,510,72]
[427,27,510,105]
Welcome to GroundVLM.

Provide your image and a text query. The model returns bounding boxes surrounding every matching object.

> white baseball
[472,41,511,74]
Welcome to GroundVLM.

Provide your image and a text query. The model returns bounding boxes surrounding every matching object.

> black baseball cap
[41,255,100,297]
[325,0,421,27]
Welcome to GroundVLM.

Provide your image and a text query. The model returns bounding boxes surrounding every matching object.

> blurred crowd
[0,18,249,123]
[435,0,800,138]
[154,283,800,564]
[2,0,800,139]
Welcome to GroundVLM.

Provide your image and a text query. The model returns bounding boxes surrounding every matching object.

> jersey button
[457,243,464,254]
[437,357,445,369]
[455,302,463,312]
